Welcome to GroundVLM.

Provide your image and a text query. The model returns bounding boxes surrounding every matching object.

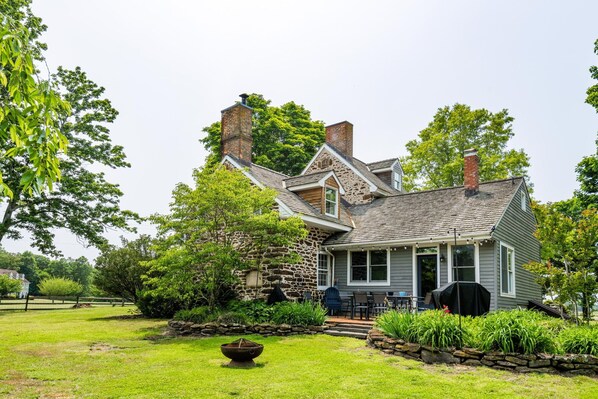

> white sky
[4,0,598,261]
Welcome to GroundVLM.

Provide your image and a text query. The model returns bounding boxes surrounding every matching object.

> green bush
[271,301,327,326]
[375,310,414,340]
[461,316,483,349]
[409,310,464,349]
[38,277,82,297]
[217,311,251,325]
[478,310,555,354]
[0,275,23,297]
[173,306,218,324]
[136,290,184,318]
[559,326,598,355]
[226,300,275,323]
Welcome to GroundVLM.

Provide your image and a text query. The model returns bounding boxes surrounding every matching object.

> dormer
[283,171,345,218]
[367,158,404,192]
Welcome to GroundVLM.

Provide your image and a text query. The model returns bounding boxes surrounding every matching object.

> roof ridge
[367,157,398,165]
[283,170,330,181]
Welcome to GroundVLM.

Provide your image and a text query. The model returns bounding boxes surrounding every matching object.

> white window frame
[521,192,527,212]
[500,242,516,297]
[317,252,330,290]
[324,187,338,217]
[447,243,480,283]
[347,249,391,286]
[393,171,402,191]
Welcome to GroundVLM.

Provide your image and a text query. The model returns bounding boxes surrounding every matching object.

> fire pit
[220,338,264,368]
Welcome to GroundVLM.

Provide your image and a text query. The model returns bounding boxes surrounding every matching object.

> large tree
[400,104,531,191]
[200,94,325,176]
[146,166,307,311]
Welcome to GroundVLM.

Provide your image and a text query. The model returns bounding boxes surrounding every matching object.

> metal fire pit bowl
[220,338,264,368]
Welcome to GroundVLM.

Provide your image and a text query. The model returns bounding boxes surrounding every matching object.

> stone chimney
[464,148,479,196]
[221,94,253,163]
[326,121,353,157]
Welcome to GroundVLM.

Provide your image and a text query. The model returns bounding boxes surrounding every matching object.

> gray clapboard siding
[479,244,497,310]
[492,185,542,309]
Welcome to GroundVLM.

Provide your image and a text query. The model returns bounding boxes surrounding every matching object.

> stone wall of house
[168,320,328,337]
[235,227,332,300]
[306,148,373,205]
[367,329,598,377]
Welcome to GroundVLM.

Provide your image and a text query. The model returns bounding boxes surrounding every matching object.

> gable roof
[367,158,401,172]
[301,144,398,196]
[324,178,524,247]
[284,171,345,194]
[223,155,353,231]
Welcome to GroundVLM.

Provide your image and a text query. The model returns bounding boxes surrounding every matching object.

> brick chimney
[326,121,353,157]
[221,94,253,163]
[464,148,479,196]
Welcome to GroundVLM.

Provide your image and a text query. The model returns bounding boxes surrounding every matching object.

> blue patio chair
[323,287,342,316]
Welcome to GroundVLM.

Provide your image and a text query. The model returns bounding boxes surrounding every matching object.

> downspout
[322,246,336,288]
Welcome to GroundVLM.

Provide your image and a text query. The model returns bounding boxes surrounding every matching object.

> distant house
[0,269,30,298]
[218,96,541,310]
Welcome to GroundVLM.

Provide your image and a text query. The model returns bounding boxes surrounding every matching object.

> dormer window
[325,187,338,217]
[393,171,402,191]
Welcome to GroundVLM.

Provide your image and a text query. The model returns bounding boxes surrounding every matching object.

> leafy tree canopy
[200,94,325,176]
[38,277,82,297]
[586,38,598,113]
[400,104,531,191]
[146,166,307,311]
[0,274,22,296]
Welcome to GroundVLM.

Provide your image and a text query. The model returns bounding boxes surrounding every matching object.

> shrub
[271,301,327,326]
[559,326,598,355]
[478,310,555,354]
[217,311,251,325]
[38,277,82,297]
[461,316,483,349]
[226,300,275,323]
[375,310,414,340]
[173,306,218,324]
[409,310,464,349]
[136,290,184,318]
[0,275,23,297]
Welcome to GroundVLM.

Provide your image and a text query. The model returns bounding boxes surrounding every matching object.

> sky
[3,0,598,261]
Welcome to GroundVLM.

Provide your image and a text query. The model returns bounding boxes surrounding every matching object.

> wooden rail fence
[0,295,134,311]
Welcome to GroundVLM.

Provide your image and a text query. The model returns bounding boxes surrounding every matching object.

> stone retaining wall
[367,329,598,377]
[168,320,330,337]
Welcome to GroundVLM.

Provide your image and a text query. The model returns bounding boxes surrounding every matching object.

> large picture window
[349,250,389,285]
[325,187,338,217]
[452,244,476,282]
[317,253,330,289]
[500,244,515,295]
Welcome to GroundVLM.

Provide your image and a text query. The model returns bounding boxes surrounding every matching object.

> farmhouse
[0,268,30,298]
[220,96,541,310]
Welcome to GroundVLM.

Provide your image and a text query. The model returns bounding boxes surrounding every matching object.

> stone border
[367,329,598,377]
[168,320,329,337]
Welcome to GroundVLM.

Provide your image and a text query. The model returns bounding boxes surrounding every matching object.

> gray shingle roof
[324,178,524,246]
[283,171,332,188]
[367,158,398,171]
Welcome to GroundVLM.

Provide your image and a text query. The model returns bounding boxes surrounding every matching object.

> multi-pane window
[452,244,475,282]
[393,171,402,191]
[501,244,515,295]
[317,253,329,288]
[325,187,338,217]
[350,250,389,284]
[521,192,527,211]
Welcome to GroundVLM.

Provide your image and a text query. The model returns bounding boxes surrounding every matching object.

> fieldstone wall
[235,227,332,301]
[306,148,373,205]
[168,320,328,337]
[367,329,598,377]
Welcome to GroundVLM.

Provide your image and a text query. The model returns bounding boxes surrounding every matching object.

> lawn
[0,308,596,399]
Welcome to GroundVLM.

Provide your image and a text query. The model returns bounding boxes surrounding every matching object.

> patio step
[324,323,372,340]
[324,329,368,339]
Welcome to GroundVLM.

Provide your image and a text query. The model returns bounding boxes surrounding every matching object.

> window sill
[347,281,390,287]
[499,292,516,298]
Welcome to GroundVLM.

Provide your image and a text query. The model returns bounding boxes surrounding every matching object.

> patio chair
[352,292,370,320]
[371,292,389,316]
[323,287,342,316]
[302,291,313,303]
[417,292,433,312]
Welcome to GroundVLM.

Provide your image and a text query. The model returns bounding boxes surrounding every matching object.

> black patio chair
[371,292,389,316]
[352,292,370,320]
[417,292,433,312]
[323,287,342,316]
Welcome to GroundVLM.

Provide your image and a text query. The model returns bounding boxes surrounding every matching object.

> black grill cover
[431,282,491,317]
[266,284,288,305]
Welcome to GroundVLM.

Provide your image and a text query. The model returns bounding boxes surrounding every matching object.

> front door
[417,254,437,297]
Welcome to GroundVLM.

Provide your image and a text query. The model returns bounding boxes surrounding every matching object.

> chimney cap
[239,93,249,105]
[464,148,478,157]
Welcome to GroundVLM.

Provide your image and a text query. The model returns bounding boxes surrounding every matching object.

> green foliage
[409,310,465,349]
[38,277,83,297]
[559,326,598,355]
[173,306,218,324]
[375,310,415,340]
[270,301,327,326]
[478,310,554,354]
[0,274,22,296]
[94,235,154,302]
[586,38,598,113]
[200,93,325,175]
[136,289,185,318]
[147,166,307,310]
[400,104,530,191]
[226,299,275,324]
[216,311,251,325]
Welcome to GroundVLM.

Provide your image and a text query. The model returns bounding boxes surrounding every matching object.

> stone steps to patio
[324,322,373,340]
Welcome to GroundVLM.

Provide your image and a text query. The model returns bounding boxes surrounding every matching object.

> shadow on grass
[87,314,150,322]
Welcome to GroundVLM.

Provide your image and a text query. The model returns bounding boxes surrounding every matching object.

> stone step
[326,325,371,334]
[324,329,368,340]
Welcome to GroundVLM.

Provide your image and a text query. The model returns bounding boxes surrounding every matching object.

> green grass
[0,308,596,399]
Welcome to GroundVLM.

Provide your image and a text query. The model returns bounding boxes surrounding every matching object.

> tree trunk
[0,190,20,244]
